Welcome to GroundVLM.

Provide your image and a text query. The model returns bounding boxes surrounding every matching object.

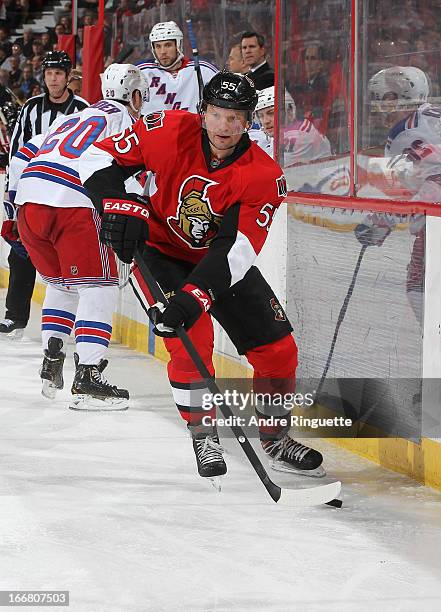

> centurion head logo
[167,175,222,248]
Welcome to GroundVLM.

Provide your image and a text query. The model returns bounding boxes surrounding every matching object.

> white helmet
[149,21,184,69]
[368,66,429,111]
[101,64,149,114]
[255,86,296,118]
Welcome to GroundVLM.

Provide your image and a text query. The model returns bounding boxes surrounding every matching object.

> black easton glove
[149,284,212,337]
[100,194,150,264]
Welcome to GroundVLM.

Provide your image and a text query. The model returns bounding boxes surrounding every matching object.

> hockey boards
[134,249,342,508]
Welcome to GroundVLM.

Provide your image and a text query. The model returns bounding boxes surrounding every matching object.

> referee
[0,50,88,337]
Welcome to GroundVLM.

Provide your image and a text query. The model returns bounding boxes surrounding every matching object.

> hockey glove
[100,194,150,264]
[354,223,391,247]
[1,200,29,259]
[150,284,212,337]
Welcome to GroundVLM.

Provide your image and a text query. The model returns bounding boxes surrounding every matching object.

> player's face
[204,105,248,158]
[153,40,178,67]
[228,46,246,74]
[44,68,69,99]
[374,93,412,129]
[241,36,265,69]
[257,106,274,137]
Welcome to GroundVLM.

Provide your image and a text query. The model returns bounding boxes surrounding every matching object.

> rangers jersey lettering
[137,57,218,114]
[80,111,287,297]
[12,100,137,209]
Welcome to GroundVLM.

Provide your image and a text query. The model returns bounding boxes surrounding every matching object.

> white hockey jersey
[385,102,441,200]
[12,100,137,209]
[249,118,331,166]
[136,57,218,114]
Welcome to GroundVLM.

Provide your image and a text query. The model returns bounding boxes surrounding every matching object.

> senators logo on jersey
[167,175,222,248]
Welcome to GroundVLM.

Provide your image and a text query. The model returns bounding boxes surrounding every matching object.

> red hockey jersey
[80,110,287,297]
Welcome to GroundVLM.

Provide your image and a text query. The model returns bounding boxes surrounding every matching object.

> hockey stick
[185,17,204,103]
[134,249,342,508]
[5,86,24,107]
[315,244,368,401]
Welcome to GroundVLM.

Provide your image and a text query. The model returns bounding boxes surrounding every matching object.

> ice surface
[1,291,441,612]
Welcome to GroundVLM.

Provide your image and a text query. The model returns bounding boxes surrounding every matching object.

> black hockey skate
[40,337,66,399]
[262,435,325,477]
[69,353,129,411]
[188,424,227,490]
[0,318,26,340]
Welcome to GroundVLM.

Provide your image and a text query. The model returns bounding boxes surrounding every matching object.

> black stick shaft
[316,244,367,398]
[186,18,204,103]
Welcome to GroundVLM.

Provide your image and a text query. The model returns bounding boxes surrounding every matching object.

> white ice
[1,290,441,612]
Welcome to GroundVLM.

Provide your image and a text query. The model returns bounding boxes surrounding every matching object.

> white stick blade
[277,481,341,507]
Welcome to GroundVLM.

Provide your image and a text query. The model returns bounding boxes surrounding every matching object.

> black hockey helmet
[201,70,258,121]
[42,50,72,74]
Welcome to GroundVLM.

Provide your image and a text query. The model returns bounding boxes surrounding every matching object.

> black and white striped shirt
[9,90,89,159]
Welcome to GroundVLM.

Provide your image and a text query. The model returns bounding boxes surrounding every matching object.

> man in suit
[240,31,274,90]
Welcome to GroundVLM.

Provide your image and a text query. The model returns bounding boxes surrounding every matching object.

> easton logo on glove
[103,199,149,220]
[183,284,211,312]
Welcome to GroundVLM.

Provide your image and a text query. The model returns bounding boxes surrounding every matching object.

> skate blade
[0,328,24,341]
[270,459,326,478]
[41,379,58,400]
[69,394,129,411]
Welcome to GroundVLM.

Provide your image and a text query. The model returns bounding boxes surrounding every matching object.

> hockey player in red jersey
[11,64,149,410]
[80,71,325,479]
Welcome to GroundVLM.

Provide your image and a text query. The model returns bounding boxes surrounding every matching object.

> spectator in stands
[228,43,247,74]
[31,54,43,84]
[82,12,96,27]
[54,24,66,39]
[18,64,38,99]
[292,43,329,126]
[240,31,274,89]
[3,42,27,71]
[0,25,12,57]
[40,31,52,53]
[30,38,44,59]
[16,27,34,58]
[8,56,22,89]
[54,1,72,26]
[59,16,72,34]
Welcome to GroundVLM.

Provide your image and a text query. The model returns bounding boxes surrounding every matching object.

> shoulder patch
[276,175,288,197]
[143,110,165,131]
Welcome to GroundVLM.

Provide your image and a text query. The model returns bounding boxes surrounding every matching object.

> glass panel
[286,202,423,441]
[357,0,441,201]
[279,0,351,195]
